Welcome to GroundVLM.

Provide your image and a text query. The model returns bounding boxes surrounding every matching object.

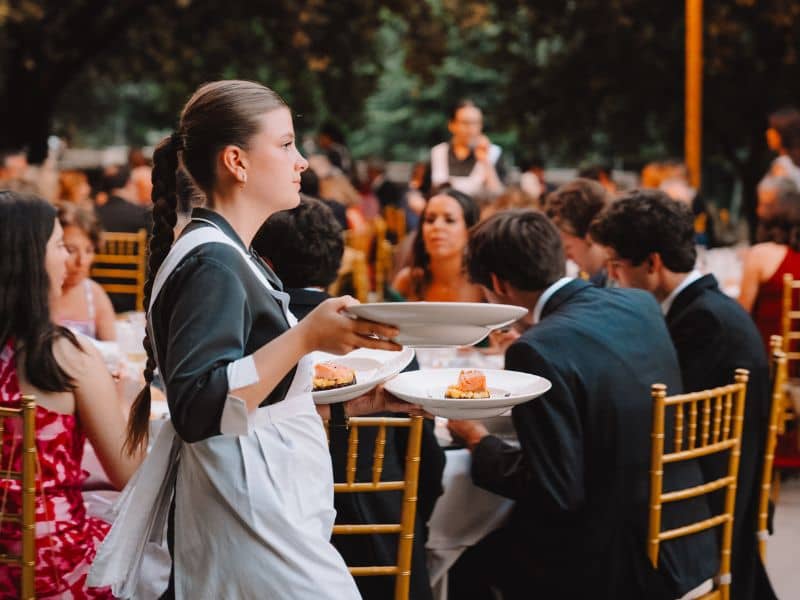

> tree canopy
[3,0,800,223]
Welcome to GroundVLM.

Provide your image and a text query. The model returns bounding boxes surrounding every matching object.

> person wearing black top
[88,80,410,599]
[590,190,777,600]
[446,210,718,600]
[254,197,445,600]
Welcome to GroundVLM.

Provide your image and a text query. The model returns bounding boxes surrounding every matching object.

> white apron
[88,222,360,599]
[430,141,502,197]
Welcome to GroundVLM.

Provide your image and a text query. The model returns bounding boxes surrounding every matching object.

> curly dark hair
[0,191,80,392]
[467,209,565,292]
[410,187,480,298]
[589,189,696,272]
[756,189,800,250]
[544,178,610,237]
[253,196,344,288]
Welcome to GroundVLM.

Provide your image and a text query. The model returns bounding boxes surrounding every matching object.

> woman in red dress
[0,191,143,599]
[738,184,800,475]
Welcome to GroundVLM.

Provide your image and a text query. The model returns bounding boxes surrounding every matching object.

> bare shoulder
[51,332,103,377]
[744,242,783,265]
[392,267,412,293]
[89,279,114,307]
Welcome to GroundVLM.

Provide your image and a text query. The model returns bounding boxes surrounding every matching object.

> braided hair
[125,80,287,454]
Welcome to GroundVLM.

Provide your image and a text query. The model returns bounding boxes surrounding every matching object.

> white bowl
[383,368,551,419]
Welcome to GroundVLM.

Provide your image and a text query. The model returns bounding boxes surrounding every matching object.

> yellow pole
[685,0,703,189]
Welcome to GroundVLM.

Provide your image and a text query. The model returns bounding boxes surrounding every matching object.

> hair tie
[170,131,184,151]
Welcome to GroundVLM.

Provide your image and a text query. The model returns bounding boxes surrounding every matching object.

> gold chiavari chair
[756,336,788,561]
[0,394,37,599]
[648,370,749,600]
[372,216,396,301]
[90,228,148,311]
[383,205,406,244]
[326,415,424,600]
[772,274,800,502]
[329,246,370,303]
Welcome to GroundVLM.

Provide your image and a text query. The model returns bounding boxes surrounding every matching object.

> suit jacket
[95,195,152,235]
[666,274,776,600]
[471,280,718,599]
[286,287,444,600]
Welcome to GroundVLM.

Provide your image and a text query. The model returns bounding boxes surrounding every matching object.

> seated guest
[253,196,346,319]
[300,167,348,230]
[446,209,717,600]
[577,161,617,194]
[755,175,797,224]
[93,165,152,313]
[57,169,93,206]
[94,165,152,235]
[544,178,612,286]
[0,191,143,598]
[589,190,776,600]
[738,187,800,350]
[392,187,483,302]
[53,203,117,340]
[253,198,445,600]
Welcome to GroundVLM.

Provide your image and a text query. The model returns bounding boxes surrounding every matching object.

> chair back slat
[372,425,387,485]
[648,371,748,600]
[346,425,359,486]
[0,394,37,599]
[327,416,424,600]
[688,400,698,451]
[712,393,723,443]
[674,403,684,453]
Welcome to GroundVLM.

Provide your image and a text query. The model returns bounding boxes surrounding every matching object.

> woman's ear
[220,145,247,180]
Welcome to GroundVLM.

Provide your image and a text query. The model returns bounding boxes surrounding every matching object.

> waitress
[89,80,408,599]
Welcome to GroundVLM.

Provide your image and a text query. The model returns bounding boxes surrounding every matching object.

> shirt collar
[533,277,574,324]
[660,269,702,315]
[189,208,248,252]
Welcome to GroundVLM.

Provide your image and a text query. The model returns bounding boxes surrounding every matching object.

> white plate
[346,302,528,347]
[383,368,551,419]
[310,347,416,404]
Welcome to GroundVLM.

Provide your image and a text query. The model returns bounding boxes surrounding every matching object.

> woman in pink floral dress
[0,191,143,599]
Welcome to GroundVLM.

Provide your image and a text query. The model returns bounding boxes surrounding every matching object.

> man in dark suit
[590,190,777,600]
[447,209,718,600]
[93,164,153,312]
[95,165,152,235]
[253,197,444,600]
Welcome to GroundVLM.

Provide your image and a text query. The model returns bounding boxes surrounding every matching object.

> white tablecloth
[426,448,514,600]
[417,347,515,600]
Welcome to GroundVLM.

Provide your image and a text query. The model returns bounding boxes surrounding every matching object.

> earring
[238,169,247,189]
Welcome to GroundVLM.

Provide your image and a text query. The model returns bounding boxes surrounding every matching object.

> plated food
[313,362,357,391]
[383,367,552,419]
[445,369,490,399]
[310,347,417,405]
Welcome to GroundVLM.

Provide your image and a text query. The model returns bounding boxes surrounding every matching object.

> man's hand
[447,419,490,450]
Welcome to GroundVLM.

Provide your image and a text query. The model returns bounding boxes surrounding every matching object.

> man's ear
[647,252,663,274]
[489,272,509,296]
